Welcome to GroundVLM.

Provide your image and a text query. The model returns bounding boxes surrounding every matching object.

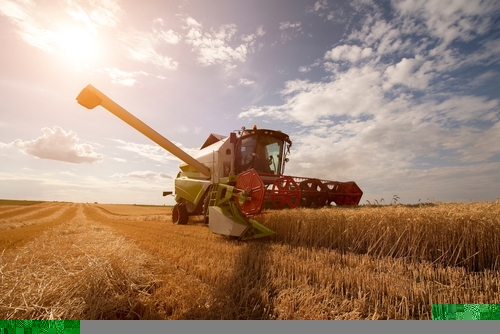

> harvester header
[76,85,363,240]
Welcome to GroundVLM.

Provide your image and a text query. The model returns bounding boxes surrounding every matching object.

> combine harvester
[76,85,363,240]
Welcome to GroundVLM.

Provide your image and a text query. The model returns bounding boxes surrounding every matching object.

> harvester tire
[172,203,188,225]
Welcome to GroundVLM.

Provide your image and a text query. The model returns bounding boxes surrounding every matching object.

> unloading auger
[76,84,363,240]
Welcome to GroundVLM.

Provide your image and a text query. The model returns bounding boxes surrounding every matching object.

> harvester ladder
[205,187,219,220]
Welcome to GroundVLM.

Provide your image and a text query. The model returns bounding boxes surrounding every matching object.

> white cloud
[465,71,499,89]
[241,34,255,43]
[324,45,373,63]
[346,0,500,69]
[112,170,173,179]
[67,0,123,30]
[395,0,499,45]
[241,25,265,42]
[88,0,123,27]
[240,77,500,200]
[183,17,266,72]
[111,139,175,164]
[278,21,303,43]
[0,0,58,53]
[313,0,328,12]
[176,126,189,133]
[241,66,384,125]
[383,56,433,90]
[66,5,96,33]
[183,16,249,67]
[464,38,500,66]
[243,0,500,125]
[119,28,180,70]
[238,78,255,86]
[308,0,346,22]
[428,95,499,124]
[156,28,181,44]
[102,67,140,86]
[278,106,500,202]
[458,121,500,162]
[238,0,500,202]
[279,21,301,30]
[2,126,103,164]
[153,17,164,25]
[299,59,322,73]
[110,138,199,164]
[241,25,266,52]
[101,67,165,86]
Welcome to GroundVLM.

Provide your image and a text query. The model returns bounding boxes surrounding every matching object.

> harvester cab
[76,84,363,240]
[234,126,291,176]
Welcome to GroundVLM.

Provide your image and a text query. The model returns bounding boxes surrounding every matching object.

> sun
[56,26,99,67]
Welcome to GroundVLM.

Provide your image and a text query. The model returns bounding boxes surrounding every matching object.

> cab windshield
[236,135,284,175]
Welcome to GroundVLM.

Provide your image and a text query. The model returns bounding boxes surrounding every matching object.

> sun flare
[56,27,99,67]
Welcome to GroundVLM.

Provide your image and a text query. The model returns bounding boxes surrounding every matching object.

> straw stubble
[0,201,499,319]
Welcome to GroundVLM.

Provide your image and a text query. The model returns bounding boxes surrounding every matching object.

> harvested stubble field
[0,200,499,320]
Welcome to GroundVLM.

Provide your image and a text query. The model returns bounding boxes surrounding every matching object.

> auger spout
[76,84,212,178]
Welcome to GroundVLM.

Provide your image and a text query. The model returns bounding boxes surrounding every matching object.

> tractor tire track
[0,206,19,213]
[95,204,171,216]
[0,203,164,319]
[0,204,75,230]
[90,205,170,222]
[0,203,61,220]
[81,204,239,319]
[0,205,78,252]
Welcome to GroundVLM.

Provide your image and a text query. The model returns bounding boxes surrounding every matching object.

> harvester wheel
[172,203,188,225]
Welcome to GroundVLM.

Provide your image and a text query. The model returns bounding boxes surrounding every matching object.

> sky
[0,0,499,205]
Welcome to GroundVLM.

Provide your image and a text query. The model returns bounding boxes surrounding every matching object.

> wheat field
[0,200,498,319]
